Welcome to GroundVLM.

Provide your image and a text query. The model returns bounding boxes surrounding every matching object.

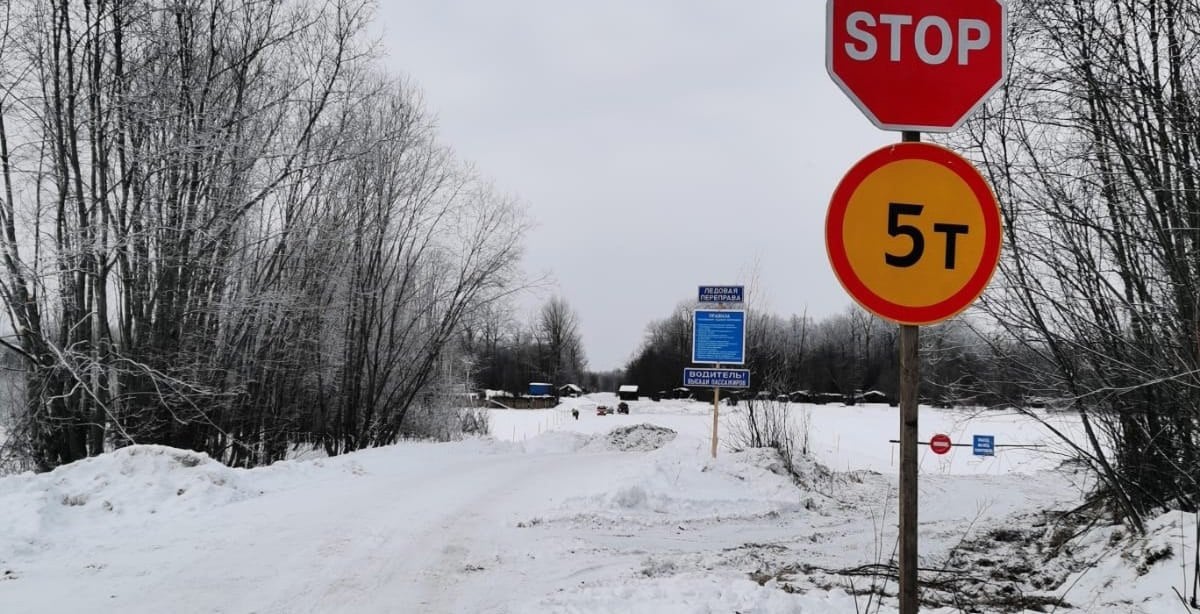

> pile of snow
[601,423,677,451]
[0,445,255,552]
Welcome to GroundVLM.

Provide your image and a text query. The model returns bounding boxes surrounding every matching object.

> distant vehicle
[616,402,629,415]
[596,405,610,416]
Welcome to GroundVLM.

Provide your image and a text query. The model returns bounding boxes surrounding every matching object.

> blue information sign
[698,285,744,303]
[692,309,746,364]
[684,368,750,388]
[973,434,995,456]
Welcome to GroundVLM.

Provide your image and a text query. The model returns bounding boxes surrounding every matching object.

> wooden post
[711,364,721,459]
[898,129,921,614]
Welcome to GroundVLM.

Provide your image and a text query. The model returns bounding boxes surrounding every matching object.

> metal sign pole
[898,130,921,614]
[899,323,919,612]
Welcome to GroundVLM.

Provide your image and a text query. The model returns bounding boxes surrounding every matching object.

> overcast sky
[374,1,896,371]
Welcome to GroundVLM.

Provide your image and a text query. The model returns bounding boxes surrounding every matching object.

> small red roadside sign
[930,433,952,455]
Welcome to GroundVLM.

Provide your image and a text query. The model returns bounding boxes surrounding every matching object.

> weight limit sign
[825,142,1002,325]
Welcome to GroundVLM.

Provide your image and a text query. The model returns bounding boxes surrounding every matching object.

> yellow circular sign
[826,143,1001,324]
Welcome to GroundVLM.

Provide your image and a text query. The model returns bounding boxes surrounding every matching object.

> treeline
[0,1,525,470]
[624,303,996,406]
[457,297,588,396]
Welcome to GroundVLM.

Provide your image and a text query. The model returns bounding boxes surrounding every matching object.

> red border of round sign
[930,433,952,455]
[825,142,1002,325]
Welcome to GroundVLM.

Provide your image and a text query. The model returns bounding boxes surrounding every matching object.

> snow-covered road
[1,440,638,613]
[1,395,1193,613]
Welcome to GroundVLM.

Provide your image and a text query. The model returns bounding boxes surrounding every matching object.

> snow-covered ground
[0,395,1194,613]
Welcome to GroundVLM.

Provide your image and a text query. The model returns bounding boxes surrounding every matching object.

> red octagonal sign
[827,0,1007,133]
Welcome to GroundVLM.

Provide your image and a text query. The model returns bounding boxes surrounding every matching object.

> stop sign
[826,0,1007,132]
[930,433,953,455]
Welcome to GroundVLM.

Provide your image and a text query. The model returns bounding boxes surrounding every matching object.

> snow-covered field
[0,395,1194,613]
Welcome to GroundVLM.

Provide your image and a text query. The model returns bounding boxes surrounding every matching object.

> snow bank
[0,445,254,553]
[500,420,838,523]
[1058,509,1198,612]
[562,442,815,522]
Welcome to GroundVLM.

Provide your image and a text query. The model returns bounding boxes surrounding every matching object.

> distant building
[558,383,583,397]
[618,384,639,401]
[528,382,553,396]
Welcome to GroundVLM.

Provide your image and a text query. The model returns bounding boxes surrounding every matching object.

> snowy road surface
[0,395,1193,613]
[3,441,633,613]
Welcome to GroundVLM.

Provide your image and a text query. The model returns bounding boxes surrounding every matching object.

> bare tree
[534,296,586,385]
[956,0,1200,528]
[0,0,531,470]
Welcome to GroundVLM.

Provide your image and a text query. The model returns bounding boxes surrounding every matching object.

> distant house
[788,390,812,403]
[483,388,553,409]
[671,387,691,400]
[617,384,639,401]
[528,382,553,397]
[558,383,583,397]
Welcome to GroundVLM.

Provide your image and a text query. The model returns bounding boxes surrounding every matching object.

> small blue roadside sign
[698,285,744,303]
[692,309,746,364]
[684,368,751,388]
[973,434,995,456]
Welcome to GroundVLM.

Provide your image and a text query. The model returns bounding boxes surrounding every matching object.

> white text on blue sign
[684,368,751,388]
[692,309,746,364]
[972,435,995,456]
[698,285,744,303]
